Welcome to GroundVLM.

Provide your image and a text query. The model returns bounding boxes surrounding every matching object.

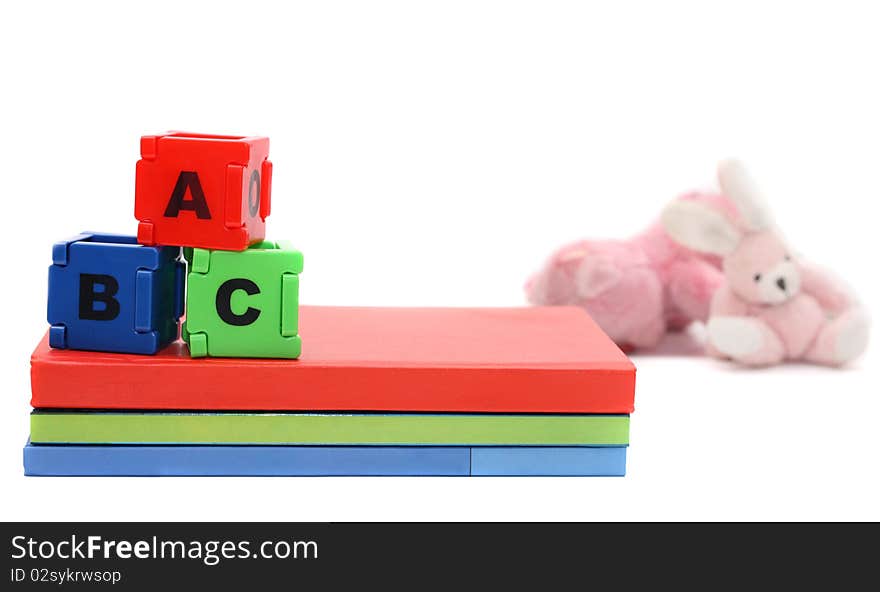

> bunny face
[724,231,800,304]
[661,159,802,305]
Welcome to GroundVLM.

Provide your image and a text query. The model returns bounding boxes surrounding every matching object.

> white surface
[0,0,877,521]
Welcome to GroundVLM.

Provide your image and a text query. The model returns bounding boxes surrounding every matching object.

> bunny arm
[666,259,726,324]
[706,287,787,364]
[707,316,787,366]
[613,266,667,349]
[704,286,747,359]
[799,263,853,316]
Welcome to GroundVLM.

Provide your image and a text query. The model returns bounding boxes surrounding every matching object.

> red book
[31,306,635,413]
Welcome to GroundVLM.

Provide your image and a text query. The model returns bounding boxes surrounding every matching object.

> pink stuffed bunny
[525,193,727,350]
[662,159,870,366]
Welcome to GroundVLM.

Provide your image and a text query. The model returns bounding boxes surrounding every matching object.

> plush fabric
[525,193,727,350]
[661,159,870,366]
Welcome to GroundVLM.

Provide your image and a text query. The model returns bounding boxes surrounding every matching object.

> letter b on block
[78,273,121,321]
[183,241,303,359]
[48,233,185,354]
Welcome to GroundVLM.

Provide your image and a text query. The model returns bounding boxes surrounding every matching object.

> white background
[0,0,877,520]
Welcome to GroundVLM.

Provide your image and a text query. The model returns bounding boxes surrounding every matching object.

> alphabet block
[47,232,185,354]
[182,240,303,358]
[135,132,272,250]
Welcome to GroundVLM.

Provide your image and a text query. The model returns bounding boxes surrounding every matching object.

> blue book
[24,443,626,476]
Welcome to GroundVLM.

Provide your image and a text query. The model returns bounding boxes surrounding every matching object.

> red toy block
[135,132,272,250]
[30,306,636,413]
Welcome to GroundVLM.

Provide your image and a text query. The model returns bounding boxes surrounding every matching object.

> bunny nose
[776,277,787,291]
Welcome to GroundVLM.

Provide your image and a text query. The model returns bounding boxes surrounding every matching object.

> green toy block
[182,240,303,359]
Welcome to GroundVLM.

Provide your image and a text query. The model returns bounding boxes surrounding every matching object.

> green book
[30,412,629,446]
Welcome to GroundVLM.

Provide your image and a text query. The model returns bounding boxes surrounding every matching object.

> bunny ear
[661,200,742,255]
[717,159,774,231]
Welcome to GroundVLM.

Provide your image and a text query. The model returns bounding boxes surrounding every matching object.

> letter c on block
[216,278,261,326]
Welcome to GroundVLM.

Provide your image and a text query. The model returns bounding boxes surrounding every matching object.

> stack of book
[26,306,634,476]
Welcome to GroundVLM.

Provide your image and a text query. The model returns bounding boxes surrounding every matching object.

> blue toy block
[23,443,471,476]
[47,232,184,354]
[470,447,627,476]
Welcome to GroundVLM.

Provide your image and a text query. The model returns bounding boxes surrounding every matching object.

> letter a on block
[164,171,212,219]
[135,133,271,249]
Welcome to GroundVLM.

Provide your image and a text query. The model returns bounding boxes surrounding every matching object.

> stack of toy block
[43,132,299,359]
[24,133,636,477]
